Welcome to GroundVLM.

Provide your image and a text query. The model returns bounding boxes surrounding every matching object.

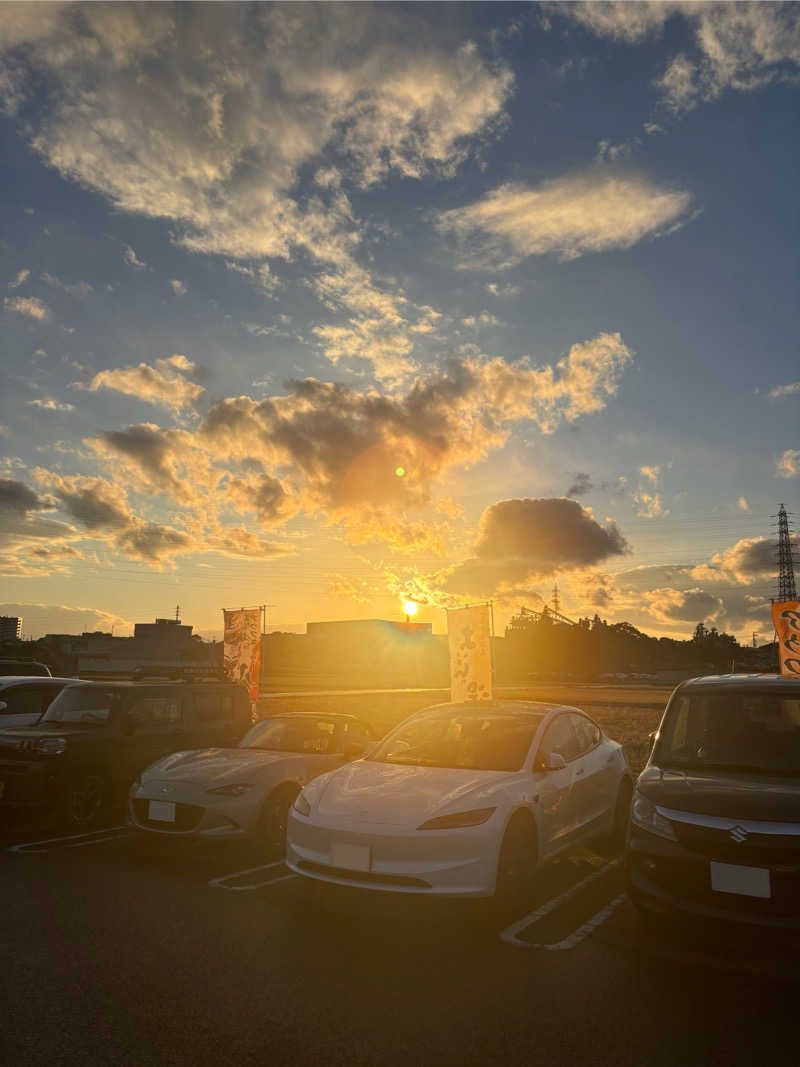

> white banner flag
[447,604,492,703]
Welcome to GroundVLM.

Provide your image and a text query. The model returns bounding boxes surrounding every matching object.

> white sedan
[286,701,632,899]
[129,712,373,850]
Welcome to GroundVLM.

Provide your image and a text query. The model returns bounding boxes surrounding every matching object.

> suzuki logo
[729,825,748,843]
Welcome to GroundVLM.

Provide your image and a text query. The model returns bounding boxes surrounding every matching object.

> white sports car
[286,701,632,899]
[129,712,373,849]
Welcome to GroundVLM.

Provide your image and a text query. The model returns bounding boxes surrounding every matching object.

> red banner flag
[223,608,261,700]
[772,600,800,679]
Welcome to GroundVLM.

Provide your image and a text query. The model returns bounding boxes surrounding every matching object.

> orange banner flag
[772,600,800,679]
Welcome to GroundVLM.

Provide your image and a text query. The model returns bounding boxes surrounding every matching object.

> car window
[570,713,601,754]
[341,720,372,749]
[538,715,581,764]
[128,695,182,730]
[241,717,338,754]
[193,691,234,723]
[0,687,42,717]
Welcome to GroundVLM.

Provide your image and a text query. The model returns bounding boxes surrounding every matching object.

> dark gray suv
[626,674,800,929]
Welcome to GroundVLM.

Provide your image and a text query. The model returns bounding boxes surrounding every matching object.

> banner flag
[772,600,800,679]
[447,604,493,703]
[223,608,261,700]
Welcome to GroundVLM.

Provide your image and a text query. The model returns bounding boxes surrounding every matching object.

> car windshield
[657,690,800,776]
[369,709,544,772]
[41,687,121,725]
[241,716,339,754]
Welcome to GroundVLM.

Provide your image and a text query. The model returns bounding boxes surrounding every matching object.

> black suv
[0,680,251,828]
[626,674,800,930]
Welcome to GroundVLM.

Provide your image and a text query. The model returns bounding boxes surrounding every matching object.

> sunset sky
[1,2,798,641]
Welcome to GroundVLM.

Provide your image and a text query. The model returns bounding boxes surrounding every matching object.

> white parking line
[208,859,298,892]
[499,858,622,950]
[8,825,131,854]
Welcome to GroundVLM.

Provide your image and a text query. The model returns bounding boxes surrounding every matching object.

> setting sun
[403,600,419,617]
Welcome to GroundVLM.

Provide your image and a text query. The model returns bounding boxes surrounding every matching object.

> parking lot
[3,815,798,1066]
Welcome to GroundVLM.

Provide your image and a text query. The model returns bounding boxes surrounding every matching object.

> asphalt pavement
[2,820,797,1066]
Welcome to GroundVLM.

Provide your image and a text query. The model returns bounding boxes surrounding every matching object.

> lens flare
[395,466,405,477]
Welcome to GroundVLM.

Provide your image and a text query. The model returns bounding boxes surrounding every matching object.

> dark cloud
[0,478,47,514]
[114,521,194,563]
[49,480,130,530]
[567,472,593,497]
[443,497,628,597]
[94,424,187,496]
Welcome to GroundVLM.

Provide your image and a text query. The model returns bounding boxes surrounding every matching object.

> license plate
[148,800,176,823]
[330,841,371,872]
[710,861,771,899]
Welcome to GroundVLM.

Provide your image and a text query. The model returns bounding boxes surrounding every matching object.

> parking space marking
[8,825,132,854]
[208,858,298,892]
[499,858,621,949]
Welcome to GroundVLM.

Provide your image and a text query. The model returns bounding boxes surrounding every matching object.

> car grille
[132,799,204,832]
[670,820,800,868]
[298,860,431,889]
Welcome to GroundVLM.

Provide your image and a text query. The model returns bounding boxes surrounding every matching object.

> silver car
[129,711,374,850]
[0,676,74,729]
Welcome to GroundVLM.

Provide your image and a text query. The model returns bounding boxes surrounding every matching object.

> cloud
[123,244,147,270]
[769,382,800,399]
[486,282,520,298]
[438,170,694,267]
[702,533,800,585]
[644,586,725,625]
[327,574,372,605]
[777,449,800,478]
[639,464,660,484]
[1,5,512,383]
[8,267,29,289]
[567,472,593,497]
[737,496,750,512]
[87,355,205,413]
[0,477,49,514]
[4,294,50,319]
[554,3,800,115]
[41,272,93,298]
[26,397,74,412]
[443,497,629,597]
[633,464,667,517]
[35,471,131,530]
[168,279,187,296]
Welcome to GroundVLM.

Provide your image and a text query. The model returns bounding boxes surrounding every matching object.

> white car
[0,676,74,728]
[287,701,632,899]
[129,712,374,849]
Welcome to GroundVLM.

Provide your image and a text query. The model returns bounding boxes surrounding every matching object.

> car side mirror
[546,752,567,771]
[343,741,365,761]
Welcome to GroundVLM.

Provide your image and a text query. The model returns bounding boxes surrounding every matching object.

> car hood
[639,765,800,822]
[313,761,512,827]
[143,747,309,785]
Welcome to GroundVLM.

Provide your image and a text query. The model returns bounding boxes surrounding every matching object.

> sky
[0,1,798,642]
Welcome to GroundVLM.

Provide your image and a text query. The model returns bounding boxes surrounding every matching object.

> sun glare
[403,600,418,617]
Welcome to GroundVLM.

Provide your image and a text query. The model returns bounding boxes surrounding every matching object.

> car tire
[65,772,106,829]
[259,784,300,855]
[494,812,538,908]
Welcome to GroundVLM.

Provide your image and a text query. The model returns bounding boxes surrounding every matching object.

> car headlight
[630,790,676,841]
[293,792,311,817]
[206,783,254,797]
[417,807,496,831]
[35,737,66,756]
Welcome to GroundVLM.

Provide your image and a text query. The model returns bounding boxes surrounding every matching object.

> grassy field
[258,683,674,774]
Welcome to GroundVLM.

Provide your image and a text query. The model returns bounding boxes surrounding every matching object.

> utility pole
[552,581,561,617]
[752,631,759,648]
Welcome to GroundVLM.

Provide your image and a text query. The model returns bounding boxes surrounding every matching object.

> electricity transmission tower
[775,503,797,601]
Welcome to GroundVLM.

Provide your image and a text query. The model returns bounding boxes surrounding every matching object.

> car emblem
[160,786,171,795]
[729,825,748,843]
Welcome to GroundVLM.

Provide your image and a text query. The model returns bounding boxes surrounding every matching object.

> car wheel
[260,785,300,854]
[494,812,537,907]
[66,773,106,829]
[609,778,633,853]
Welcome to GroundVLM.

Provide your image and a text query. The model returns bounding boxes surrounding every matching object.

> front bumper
[626,825,800,931]
[286,810,501,897]
[0,758,61,812]
[129,780,259,839]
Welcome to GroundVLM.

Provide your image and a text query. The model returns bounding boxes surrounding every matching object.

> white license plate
[710,861,771,899]
[330,841,371,872]
[148,800,176,823]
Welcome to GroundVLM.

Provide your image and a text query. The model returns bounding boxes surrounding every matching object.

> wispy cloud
[769,381,800,399]
[123,244,147,270]
[87,355,204,414]
[4,294,50,320]
[438,170,694,267]
[26,397,74,412]
[168,279,187,296]
[777,449,800,479]
[8,268,29,289]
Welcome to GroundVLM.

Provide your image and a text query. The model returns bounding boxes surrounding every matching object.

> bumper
[0,759,60,811]
[626,826,800,931]
[129,781,258,839]
[286,810,501,897]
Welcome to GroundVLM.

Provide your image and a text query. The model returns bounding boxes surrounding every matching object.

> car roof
[257,710,366,722]
[58,679,241,688]
[678,674,800,693]
[0,676,73,686]
[414,700,576,717]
